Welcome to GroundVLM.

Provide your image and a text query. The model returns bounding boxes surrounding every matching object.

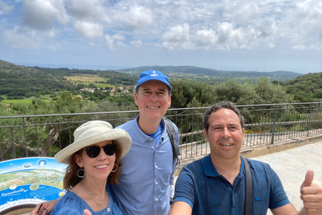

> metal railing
[1,102,322,161]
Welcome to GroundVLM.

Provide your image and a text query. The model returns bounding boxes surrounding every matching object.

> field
[65,75,114,89]
[2,99,35,104]
[65,75,105,82]
[81,82,114,88]
[1,96,50,105]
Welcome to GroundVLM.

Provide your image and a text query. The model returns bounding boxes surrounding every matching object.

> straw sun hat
[55,120,132,164]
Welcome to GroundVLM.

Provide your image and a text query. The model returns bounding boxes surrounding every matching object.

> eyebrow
[211,123,239,127]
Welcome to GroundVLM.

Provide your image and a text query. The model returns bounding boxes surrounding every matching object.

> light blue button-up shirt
[111,116,179,215]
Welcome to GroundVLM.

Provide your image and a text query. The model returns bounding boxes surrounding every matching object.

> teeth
[95,165,107,168]
[221,144,232,146]
[148,106,159,109]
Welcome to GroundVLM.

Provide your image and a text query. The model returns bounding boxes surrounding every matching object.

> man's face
[203,108,245,161]
[134,80,171,122]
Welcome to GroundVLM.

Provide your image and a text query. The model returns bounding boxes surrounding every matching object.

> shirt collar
[202,155,245,177]
[133,115,166,144]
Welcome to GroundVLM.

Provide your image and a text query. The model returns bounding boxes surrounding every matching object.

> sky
[0,0,321,74]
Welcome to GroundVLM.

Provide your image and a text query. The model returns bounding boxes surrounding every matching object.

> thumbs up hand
[300,170,322,215]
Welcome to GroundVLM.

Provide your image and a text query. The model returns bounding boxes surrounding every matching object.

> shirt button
[156,198,158,201]
[156,182,158,185]
[106,208,111,212]
[149,138,153,141]
[155,165,158,168]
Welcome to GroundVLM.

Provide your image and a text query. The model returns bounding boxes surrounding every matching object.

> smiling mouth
[95,164,108,169]
[220,143,233,147]
[147,106,160,109]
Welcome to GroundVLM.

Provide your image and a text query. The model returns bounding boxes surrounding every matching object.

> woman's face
[75,140,116,182]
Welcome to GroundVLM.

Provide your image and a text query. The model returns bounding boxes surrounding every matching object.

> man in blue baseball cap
[31,70,179,215]
[111,69,178,215]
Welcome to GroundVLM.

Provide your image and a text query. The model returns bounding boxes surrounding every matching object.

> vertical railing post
[58,124,61,150]
[307,105,312,137]
[11,127,15,159]
[271,106,278,144]
[22,117,28,157]
[34,125,39,156]
[0,132,3,161]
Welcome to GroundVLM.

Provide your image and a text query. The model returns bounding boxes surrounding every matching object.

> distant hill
[0,59,305,99]
[118,66,302,82]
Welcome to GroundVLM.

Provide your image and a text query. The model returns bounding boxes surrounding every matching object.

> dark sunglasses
[85,143,117,158]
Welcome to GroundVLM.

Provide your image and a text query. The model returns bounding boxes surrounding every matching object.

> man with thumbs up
[170,101,322,215]
[300,170,322,215]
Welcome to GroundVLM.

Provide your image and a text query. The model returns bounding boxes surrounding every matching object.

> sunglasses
[85,143,117,158]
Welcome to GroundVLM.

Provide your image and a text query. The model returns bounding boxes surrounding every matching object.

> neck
[80,178,107,197]
[137,115,162,134]
[210,154,241,185]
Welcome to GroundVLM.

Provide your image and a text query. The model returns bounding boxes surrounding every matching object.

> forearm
[169,201,192,215]
[30,198,61,215]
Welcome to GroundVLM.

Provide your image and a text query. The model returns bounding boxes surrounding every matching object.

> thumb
[301,170,314,188]
[84,209,92,215]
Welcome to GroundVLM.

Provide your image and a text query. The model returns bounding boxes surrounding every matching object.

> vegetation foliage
[1,59,322,160]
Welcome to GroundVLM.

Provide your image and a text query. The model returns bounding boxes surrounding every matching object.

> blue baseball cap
[136,70,172,92]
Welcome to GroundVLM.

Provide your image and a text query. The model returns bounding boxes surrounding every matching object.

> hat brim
[55,129,132,164]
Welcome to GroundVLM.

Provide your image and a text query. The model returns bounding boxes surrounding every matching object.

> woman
[51,120,131,215]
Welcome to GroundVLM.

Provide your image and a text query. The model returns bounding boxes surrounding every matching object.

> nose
[222,127,231,138]
[97,148,108,159]
[149,92,158,102]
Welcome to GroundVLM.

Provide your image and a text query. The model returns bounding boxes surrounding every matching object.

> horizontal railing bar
[1,102,321,120]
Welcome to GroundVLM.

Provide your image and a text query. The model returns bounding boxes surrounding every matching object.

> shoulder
[116,118,136,130]
[52,192,83,214]
[246,158,279,180]
[57,191,80,205]
[179,158,204,178]
[246,158,273,171]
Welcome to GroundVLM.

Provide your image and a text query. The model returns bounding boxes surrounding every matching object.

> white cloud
[105,34,114,50]
[193,29,217,47]
[161,23,189,49]
[0,0,15,15]
[285,0,322,50]
[4,26,59,49]
[131,39,142,48]
[21,0,69,30]
[67,0,110,23]
[116,41,126,47]
[114,5,153,30]
[112,34,126,40]
[1,0,322,53]
[73,21,103,39]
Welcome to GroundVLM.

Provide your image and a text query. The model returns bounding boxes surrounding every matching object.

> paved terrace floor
[175,141,322,215]
[254,141,322,214]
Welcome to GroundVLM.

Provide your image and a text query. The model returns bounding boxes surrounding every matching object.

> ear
[134,92,139,106]
[203,129,209,142]
[74,153,84,168]
[242,128,245,139]
[167,94,171,108]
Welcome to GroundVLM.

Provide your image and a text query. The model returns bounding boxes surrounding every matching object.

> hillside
[0,59,138,99]
[118,66,302,82]
[0,59,71,98]
[283,72,322,101]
